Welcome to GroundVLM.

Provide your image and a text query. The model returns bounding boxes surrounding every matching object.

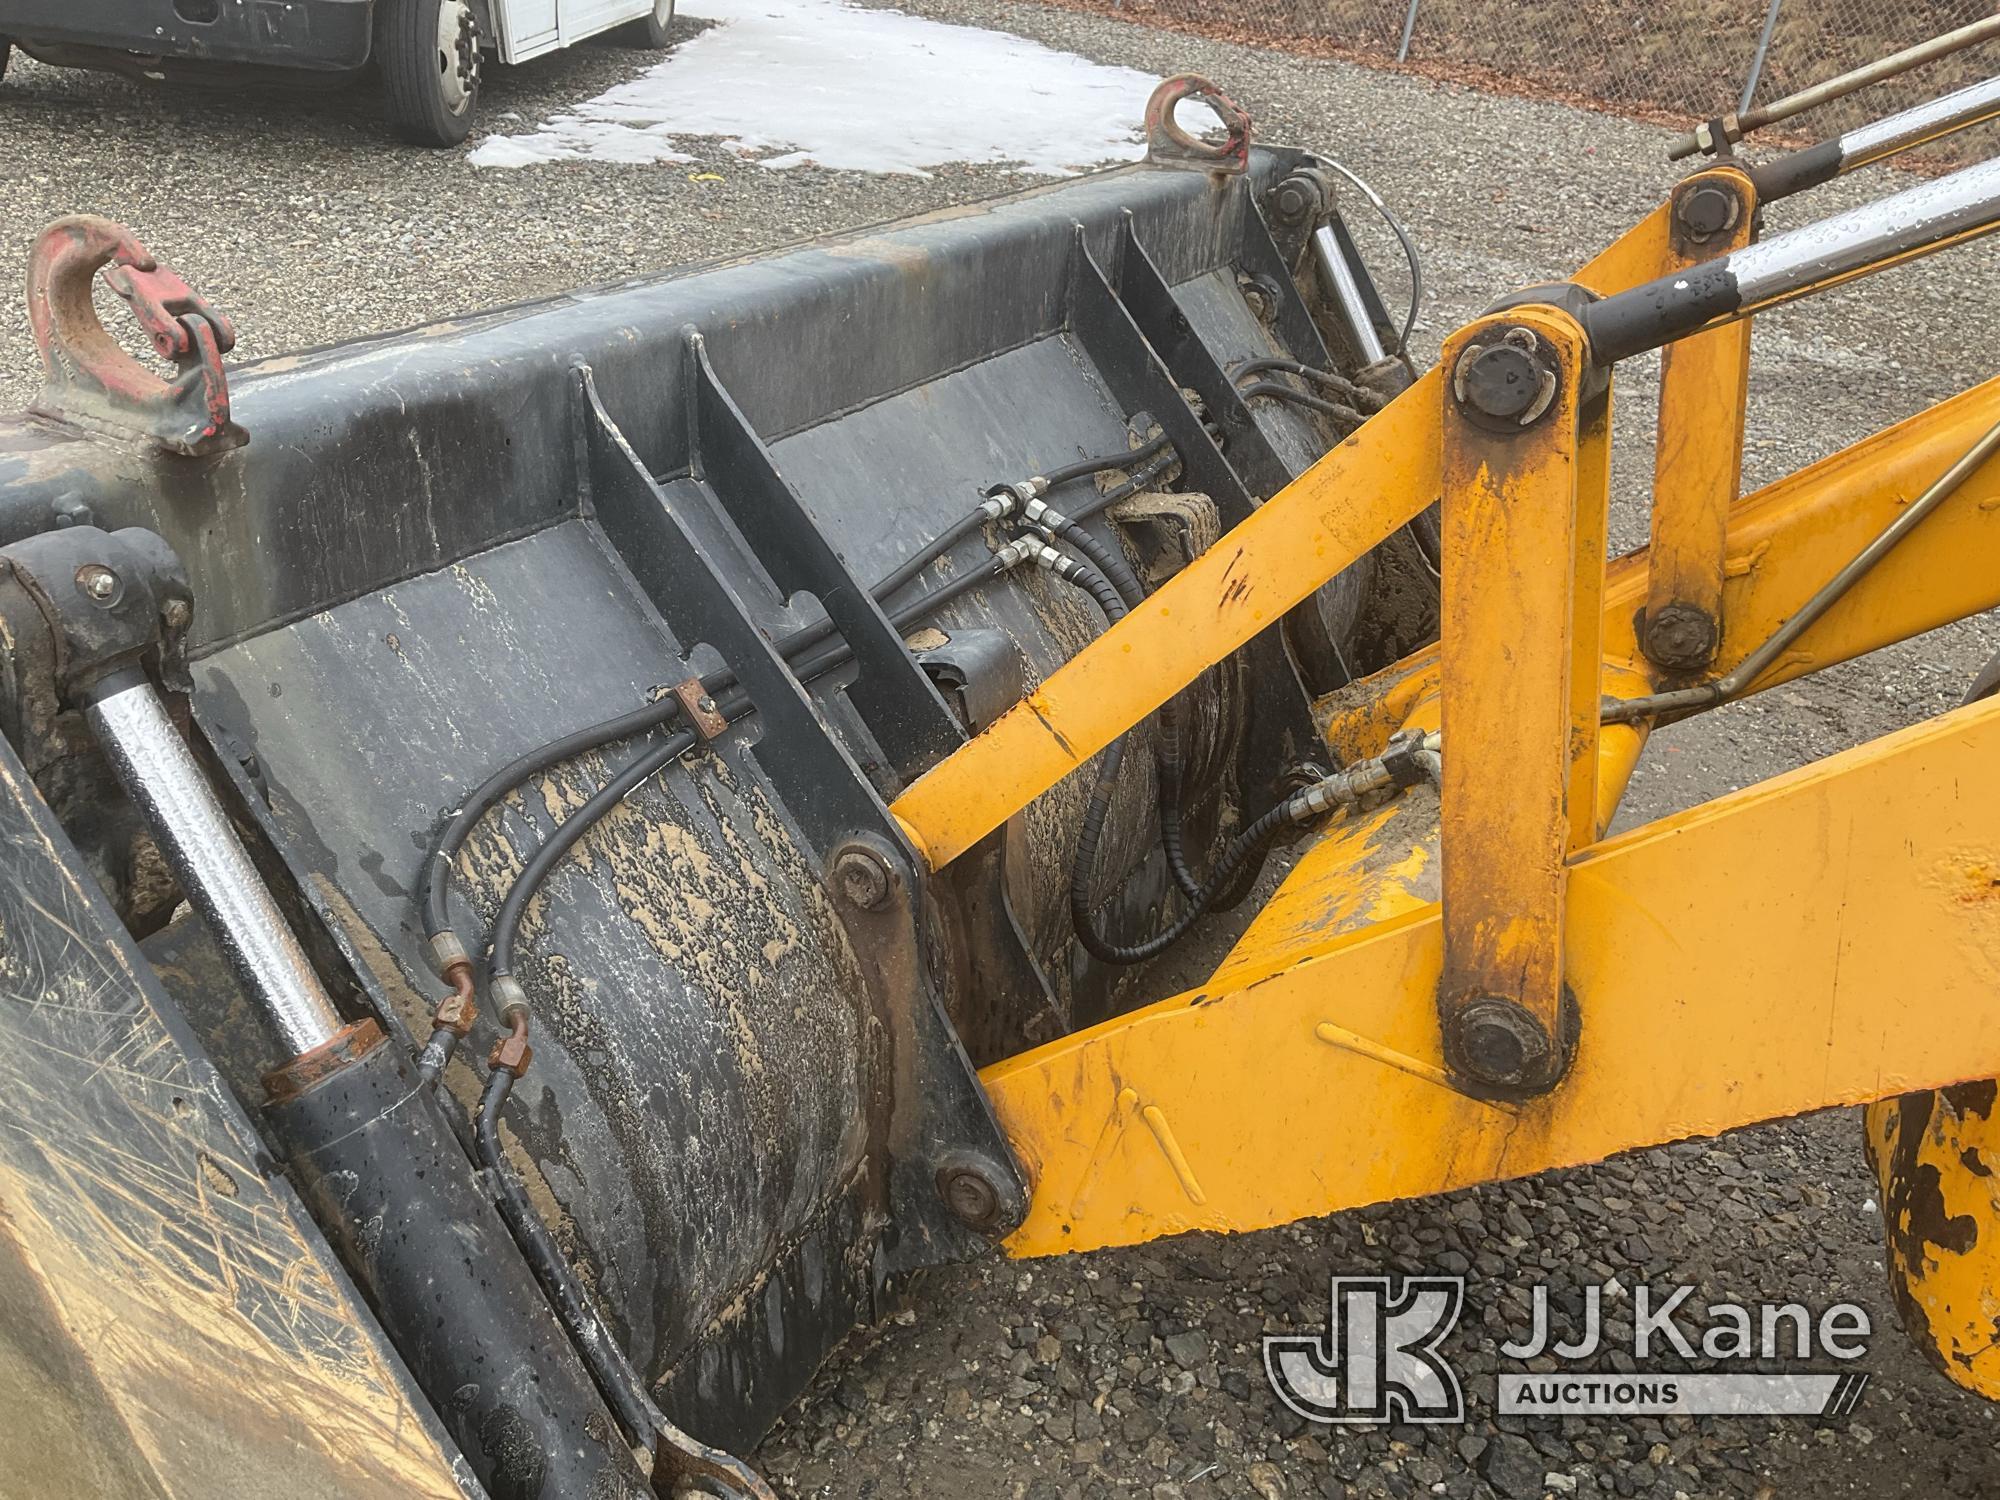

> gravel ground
[5,8,2000,1499]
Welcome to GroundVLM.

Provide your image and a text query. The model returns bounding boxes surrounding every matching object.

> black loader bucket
[0,80,1431,1496]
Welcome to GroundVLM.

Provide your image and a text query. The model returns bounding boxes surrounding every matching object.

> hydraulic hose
[1315,157,1425,359]
[1039,428,1172,489]
[1072,793,1295,966]
[1237,379,1370,430]
[1065,448,1181,524]
[1036,550,1205,952]
[422,552,952,952]
[422,697,678,941]
[1024,511,1201,903]
[421,438,1180,962]
[483,560,1004,987]
[1233,356,1382,409]
[488,727,703,978]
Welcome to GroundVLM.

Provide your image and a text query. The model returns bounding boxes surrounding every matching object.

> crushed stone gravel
[4,5,1998,1496]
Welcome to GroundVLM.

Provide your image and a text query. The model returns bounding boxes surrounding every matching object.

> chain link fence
[1058,0,1998,162]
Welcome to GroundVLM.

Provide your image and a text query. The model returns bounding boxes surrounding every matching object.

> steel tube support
[1668,14,2000,158]
[1312,223,1388,366]
[81,674,343,1057]
[1435,307,1599,1095]
[1639,168,1757,673]
[1585,154,2000,364]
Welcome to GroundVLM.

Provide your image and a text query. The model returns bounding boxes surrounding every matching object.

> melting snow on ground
[468,0,1161,175]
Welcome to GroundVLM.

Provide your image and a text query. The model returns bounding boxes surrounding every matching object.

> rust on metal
[263,1019,388,1104]
[1142,75,1252,176]
[488,1016,534,1078]
[430,962,478,1038]
[670,675,730,740]
[26,215,246,457]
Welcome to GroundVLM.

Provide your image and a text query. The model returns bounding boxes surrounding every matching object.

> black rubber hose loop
[1237,379,1370,430]
[1072,798,1294,967]
[1046,518,1201,904]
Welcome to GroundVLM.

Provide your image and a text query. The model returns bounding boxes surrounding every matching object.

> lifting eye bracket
[27,214,246,458]
[1142,74,1252,177]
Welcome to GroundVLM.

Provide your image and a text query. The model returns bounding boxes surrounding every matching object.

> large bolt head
[832,846,892,910]
[1640,602,1718,673]
[938,1165,1002,1230]
[1272,173,1321,224]
[1455,342,1542,423]
[1677,182,1738,242]
[1451,997,1552,1089]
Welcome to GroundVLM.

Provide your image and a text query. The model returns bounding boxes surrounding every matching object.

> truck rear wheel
[615,0,676,48]
[380,0,481,146]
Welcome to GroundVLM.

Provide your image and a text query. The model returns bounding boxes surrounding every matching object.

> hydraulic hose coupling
[429,928,473,978]
[1285,729,1441,822]
[417,951,482,1082]
[1020,495,1071,535]
[980,480,1037,521]
[487,975,534,1077]
[1032,545,1082,580]
[994,535,1057,571]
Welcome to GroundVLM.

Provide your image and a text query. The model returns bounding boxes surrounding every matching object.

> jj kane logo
[1264,1277,1466,1424]
[1265,1277,1871,1423]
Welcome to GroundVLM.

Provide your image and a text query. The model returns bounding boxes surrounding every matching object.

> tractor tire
[380,0,482,147]
[614,0,675,48]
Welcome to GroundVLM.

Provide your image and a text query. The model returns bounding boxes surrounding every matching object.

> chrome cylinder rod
[1585,152,2000,364]
[1312,224,1388,366]
[1669,14,2000,159]
[1753,74,2000,201]
[84,676,343,1057]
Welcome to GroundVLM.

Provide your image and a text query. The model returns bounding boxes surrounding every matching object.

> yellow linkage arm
[890,372,1442,870]
[987,693,2000,1256]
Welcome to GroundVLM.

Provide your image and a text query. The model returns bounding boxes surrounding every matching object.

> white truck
[0,0,675,145]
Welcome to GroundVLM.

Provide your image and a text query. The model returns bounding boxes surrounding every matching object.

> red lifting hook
[26,215,247,457]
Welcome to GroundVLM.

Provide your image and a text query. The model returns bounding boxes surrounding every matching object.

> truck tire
[615,0,675,48]
[380,0,481,147]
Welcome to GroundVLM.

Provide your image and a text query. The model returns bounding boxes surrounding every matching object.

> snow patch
[468,0,1160,176]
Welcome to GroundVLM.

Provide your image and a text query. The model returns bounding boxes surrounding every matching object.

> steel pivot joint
[1451,326,1561,429]
[0,525,196,769]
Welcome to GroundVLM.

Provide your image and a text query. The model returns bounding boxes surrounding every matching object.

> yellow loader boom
[4,55,2000,1496]
[899,133,2000,1394]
